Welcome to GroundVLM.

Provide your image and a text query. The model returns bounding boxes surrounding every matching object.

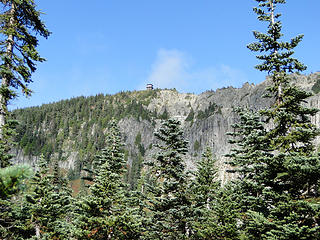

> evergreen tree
[74,120,141,239]
[248,0,320,198]
[0,164,32,238]
[190,147,239,239]
[189,147,219,239]
[0,0,50,137]
[25,156,73,239]
[0,163,31,199]
[227,108,272,214]
[145,119,191,239]
[228,0,320,238]
[0,118,17,168]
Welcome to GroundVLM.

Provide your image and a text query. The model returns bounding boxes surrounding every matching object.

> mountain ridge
[12,72,320,185]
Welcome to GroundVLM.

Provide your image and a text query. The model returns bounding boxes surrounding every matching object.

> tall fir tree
[247,0,320,200]
[227,108,272,215]
[0,0,50,132]
[228,0,320,238]
[74,120,141,239]
[190,147,239,239]
[145,119,192,239]
[0,0,50,168]
[189,147,217,239]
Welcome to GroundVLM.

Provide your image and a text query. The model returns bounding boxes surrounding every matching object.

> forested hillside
[12,90,160,187]
[11,72,320,187]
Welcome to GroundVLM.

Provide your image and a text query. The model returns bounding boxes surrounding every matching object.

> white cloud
[139,49,248,93]
[140,49,190,90]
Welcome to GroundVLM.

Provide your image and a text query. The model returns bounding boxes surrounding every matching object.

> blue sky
[11,0,320,109]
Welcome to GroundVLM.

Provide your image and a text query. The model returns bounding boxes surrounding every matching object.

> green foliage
[0,0,50,144]
[0,1,51,236]
[189,148,218,238]
[247,0,306,104]
[197,102,217,119]
[209,184,240,240]
[0,164,32,199]
[74,120,142,239]
[193,140,201,152]
[0,0,50,94]
[3,1,320,239]
[0,157,74,239]
[185,108,195,121]
[135,132,142,145]
[134,132,146,158]
[188,148,240,239]
[159,108,169,120]
[13,92,159,177]
[24,156,74,239]
[145,119,192,239]
[227,108,270,179]
[0,115,19,168]
[226,1,320,239]
[312,75,320,94]
[0,164,33,239]
[135,88,159,105]
[127,152,144,190]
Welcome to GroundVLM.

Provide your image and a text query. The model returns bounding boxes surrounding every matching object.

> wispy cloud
[140,49,190,90]
[139,49,248,93]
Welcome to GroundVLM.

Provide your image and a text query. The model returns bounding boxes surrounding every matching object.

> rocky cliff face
[12,72,320,183]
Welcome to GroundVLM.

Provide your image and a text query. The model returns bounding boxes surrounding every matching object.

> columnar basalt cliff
[12,72,320,184]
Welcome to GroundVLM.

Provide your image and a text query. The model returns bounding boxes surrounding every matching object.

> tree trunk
[35,223,41,239]
[269,0,282,105]
[0,1,15,139]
